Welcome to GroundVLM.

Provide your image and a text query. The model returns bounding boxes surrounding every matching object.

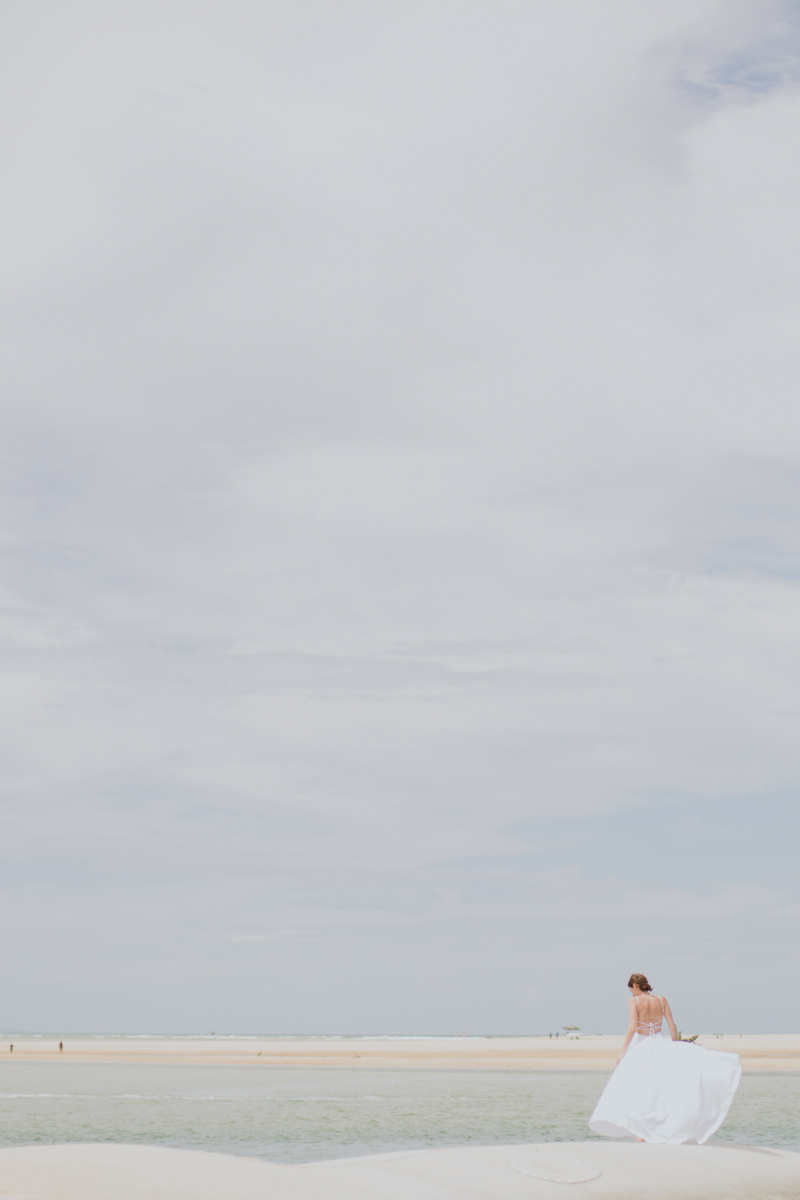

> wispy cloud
[658,1,800,113]
[227,932,286,943]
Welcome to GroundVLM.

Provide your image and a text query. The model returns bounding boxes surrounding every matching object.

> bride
[588,973,741,1144]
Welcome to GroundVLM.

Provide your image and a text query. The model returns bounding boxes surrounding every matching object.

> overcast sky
[1,0,799,1035]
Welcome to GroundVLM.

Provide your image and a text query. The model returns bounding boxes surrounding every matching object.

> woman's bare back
[634,992,664,1031]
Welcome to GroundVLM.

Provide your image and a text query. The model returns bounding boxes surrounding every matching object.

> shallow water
[0,1065,796,1163]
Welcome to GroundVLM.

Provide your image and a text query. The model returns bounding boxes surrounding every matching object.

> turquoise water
[0,1065,796,1163]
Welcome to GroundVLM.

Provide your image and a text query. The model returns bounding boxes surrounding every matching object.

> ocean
[0,1064,797,1163]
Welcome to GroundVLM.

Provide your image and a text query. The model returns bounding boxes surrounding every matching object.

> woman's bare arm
[616,997,639,1064]
[662,996,678,1041]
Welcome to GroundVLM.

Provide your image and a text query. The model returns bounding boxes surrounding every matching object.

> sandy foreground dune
[0,1142,798,1200]
[2,1033,799,1069]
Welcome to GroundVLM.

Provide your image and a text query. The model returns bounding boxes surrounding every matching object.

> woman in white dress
[588,973,741,1144]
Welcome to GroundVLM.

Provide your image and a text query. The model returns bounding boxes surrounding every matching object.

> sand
[0,1141,798,1199]
[2,1033,799,1068]
[2,1037,797,1196]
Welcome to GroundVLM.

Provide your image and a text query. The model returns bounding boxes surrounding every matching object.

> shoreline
[1,1033,798,1069]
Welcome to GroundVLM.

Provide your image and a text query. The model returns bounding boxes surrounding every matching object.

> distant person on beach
[589,973,741,1144]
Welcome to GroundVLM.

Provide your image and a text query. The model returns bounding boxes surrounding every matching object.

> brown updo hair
[628,973,652,992]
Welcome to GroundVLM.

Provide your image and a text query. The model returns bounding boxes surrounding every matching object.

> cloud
[0,0,799,1032]
[227,932,286,943]
[667,0,800,110]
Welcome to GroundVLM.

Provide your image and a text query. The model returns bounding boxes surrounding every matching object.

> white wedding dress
[588,995,741,1144]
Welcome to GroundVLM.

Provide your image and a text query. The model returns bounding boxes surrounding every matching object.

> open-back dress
[588,994,741,1144]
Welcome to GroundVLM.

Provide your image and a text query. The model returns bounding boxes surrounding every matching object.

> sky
[1,0,800,1035]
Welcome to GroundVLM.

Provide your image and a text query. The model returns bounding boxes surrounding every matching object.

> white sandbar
[0,1141,798,1199]
[2,1033,798,1069]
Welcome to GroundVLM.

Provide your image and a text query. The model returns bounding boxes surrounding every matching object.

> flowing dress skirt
[588,1029,741,1144]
